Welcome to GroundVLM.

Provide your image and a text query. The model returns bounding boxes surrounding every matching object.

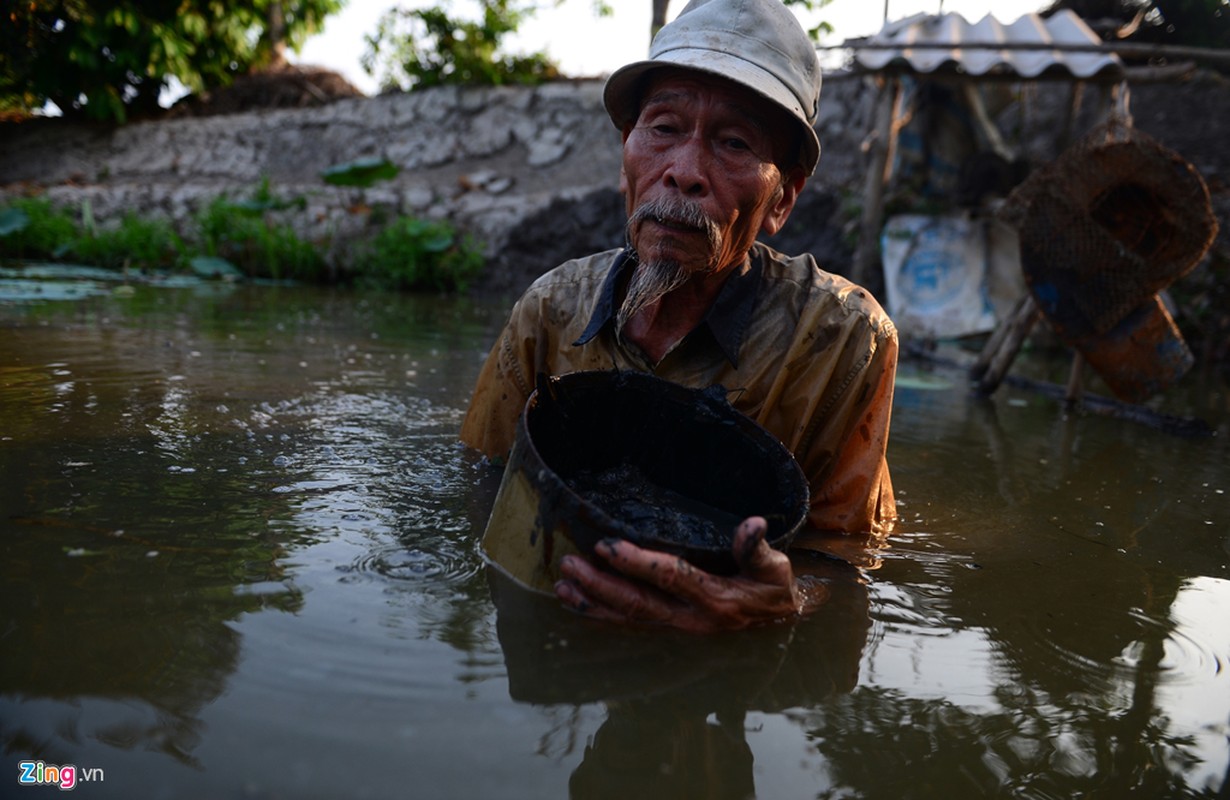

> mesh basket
[1000,120,1218,340]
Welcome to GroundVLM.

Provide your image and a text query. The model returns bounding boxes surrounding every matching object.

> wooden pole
[962,82,1014,160]
[1064,353,1086,408]
[974,295,1040,395]
[971,294,1028,382]
[853,76,899,290]
[1060,80,1085,152]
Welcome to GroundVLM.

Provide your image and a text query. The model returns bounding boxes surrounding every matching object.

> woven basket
[1000,120,1218,341]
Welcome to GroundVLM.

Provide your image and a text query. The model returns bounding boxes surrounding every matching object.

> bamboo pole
[853,76,899,290]
[1064,353,1086,408]
[971,294,1028,383]
[974,295,1040,395]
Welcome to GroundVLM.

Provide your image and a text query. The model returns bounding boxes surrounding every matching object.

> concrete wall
[2,73,1224,297]
[0,77,879,290]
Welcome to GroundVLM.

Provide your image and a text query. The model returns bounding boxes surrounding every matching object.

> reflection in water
[881,359,1230,798]
[1,426,303,767]
[0,282,498,782]
[0,283,1227,797]
[490,552,870,800]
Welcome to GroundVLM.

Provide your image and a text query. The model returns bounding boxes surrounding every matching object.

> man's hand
[554,516,820,632]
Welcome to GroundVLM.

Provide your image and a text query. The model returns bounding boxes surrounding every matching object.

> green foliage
[71,211,185,270]
[321,157,402,187]
[0,192,310,279]
[778,0,835,40]
[194,195,325,282]
[794,0,837,40]
[353,217,485,293]
[0,0,343,123]
[651,0,833,40]
[0,208,30,236]
[362,0,561,91]
[0,183,487,293]
[0,197,179,269]
[0,198,78,258]
[189,255,247,281]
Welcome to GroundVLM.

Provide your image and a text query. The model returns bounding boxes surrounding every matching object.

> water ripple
[337,538,482,587]
[1012,601,1227,698]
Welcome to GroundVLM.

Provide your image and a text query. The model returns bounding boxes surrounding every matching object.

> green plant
[321,158,401,188]
[195,194,325,281]
[71,212,185,271]
[651,0,833,39]
[2,183,490,292]
[1,0,343,123]
[0,197,78,258]
[0,207,29,237]
[354,217,484,292]
[362,1,561,92]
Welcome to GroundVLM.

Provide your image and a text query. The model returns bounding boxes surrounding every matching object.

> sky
[292,0,1053,96]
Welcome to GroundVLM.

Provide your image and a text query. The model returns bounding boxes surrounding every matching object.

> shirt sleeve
[797,316,898,537]
[459,296,539,460]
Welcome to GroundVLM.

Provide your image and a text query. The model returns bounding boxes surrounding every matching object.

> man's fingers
[734,516,769,565]
[555,522,805,631]
[733,516,793,585]
[556,553,680,624]
[594,538,716,603]
[554,578,624,623]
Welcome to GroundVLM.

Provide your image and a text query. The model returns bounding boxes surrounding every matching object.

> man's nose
[663,137,710,196]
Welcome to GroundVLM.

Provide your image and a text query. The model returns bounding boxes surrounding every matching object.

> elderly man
[461,0,897,632]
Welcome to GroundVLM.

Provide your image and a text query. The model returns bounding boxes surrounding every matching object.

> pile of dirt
[166,63,364,118]
[482,188,627,298]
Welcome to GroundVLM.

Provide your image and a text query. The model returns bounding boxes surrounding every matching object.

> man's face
[620,70,804,276]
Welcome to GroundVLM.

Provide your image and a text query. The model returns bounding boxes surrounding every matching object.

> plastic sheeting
[882,213,1025,340]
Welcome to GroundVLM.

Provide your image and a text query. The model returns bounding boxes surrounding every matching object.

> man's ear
[761,169,807,236]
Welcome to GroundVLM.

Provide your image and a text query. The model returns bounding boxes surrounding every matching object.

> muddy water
[1,271,1228,799]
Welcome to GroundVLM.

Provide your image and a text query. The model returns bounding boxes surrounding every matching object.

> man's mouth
[648,215,701,233]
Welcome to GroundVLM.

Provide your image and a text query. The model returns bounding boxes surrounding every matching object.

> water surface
[1,272,1227,798]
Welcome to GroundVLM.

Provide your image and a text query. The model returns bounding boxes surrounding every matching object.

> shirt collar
[572,247,634,348]
[572,247,762,369]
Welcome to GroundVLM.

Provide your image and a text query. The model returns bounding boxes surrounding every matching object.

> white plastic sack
[881,213,1001,339]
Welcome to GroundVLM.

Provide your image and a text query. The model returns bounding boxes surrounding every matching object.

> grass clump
[73,212,185,271]
[195,195,325,282]
[353,216,484,292]
[0,198,78,259]
[0,181,487,293]
[0,197,184,271]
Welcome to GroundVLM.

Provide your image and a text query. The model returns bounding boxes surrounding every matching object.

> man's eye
[725,138,750,151]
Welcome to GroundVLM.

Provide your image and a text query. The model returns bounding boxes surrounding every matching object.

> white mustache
[627,197,721,251]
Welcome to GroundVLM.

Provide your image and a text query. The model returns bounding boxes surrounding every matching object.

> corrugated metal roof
[853,10,1124,81]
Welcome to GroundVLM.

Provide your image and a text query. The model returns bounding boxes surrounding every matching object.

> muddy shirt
[461,242,897,536]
